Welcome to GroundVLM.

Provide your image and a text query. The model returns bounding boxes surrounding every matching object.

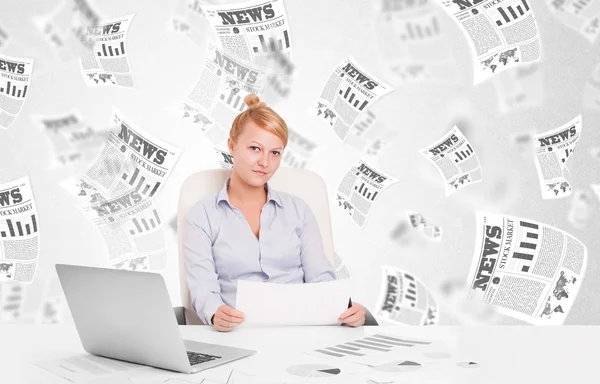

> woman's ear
[227,137,234,155]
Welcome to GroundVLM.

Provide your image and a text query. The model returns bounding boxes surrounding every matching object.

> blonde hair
[229,94,288,148]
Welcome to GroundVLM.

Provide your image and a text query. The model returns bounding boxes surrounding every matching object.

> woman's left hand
[338,302,366,327]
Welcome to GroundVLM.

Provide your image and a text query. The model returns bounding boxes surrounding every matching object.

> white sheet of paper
[236,279,351,326]
[35,353,149,383]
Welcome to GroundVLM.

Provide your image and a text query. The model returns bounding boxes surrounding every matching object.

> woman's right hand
[212,305,245,332]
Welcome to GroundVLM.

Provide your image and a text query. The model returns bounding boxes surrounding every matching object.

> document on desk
[236,279,351,326]
[35,353,149,383]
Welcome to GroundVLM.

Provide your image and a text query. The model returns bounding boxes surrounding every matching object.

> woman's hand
[212,305,245,332]
[338,302,366,327]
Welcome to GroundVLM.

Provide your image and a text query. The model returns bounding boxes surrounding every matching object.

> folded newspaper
[201,0,293,68]
[0,176,40,283]
[335,159,397,228]
[466,211,588,325]
[420,125,482,195]
[436,0,542,84]
[80,14,136,88]
[310,56,393,141]
[374,265,439,326]
[175,43,266,145]
[533,115,582,199]
[0,53,34,129]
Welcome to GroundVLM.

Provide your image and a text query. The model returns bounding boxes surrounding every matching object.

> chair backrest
[177,167,335,325]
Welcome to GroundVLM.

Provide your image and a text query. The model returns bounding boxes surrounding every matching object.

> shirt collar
[217,177,283,207]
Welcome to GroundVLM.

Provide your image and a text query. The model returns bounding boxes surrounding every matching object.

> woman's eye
[272,151,281,156]
[250,146,260,151]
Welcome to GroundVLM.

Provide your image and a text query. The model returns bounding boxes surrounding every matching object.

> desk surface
[1,324,597,383]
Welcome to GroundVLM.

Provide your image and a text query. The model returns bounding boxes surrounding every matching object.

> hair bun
[244,94,266,110]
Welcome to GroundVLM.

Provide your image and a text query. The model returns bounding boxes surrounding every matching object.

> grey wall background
[0,0,598,325]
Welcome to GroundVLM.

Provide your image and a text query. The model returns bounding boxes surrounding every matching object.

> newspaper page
[335,159,397,228]
[533,115,581,199]
[492,63,543,113]
[281,127,318,169]
[420,125,482,195]
[0,25,10,50]
[166,0,209,47]
[436,0,542,84]
[310,56,393,142]
[374,265,439,325]
[215,147,234,169]
[201,0,292,68]
[374,0,458,85]
[408,212,443,242]
[546,0,600,44]
[0,176,39,284]
[175,43,267,145]
[466,211,588,325]
[80,14,136,88]
[0,54,34,129]
[333,249,351,279]
[567,190,592,229]
[66,108,182,206]
[32,110,108,169]
[79,193,168,271]
[33,0,103,61]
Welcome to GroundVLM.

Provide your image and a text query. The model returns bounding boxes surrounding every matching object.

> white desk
[1,324,598,383]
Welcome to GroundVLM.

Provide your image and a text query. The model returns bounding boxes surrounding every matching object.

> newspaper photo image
[466,211,588,325]
[201,0,292,68]
[374,265,439,326]
[0,176,40,284]
[0,54,34,129]
[335,159,397,228]
[309,56,393,142]
[436,0,542,84]
[533,115,582,200]
[32,110,108,169]
[68,108,182,206]
[420,125,482,196]
[80,14,136,88]
[281,127,318,169]
[175,43,266,145]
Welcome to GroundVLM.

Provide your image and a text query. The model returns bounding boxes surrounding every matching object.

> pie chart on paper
[286,364,342,378]
[372,360,422,373]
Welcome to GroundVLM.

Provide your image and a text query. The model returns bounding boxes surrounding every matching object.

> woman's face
[228,119,284,188]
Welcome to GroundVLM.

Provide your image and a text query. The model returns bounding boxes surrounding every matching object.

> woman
[183,94,366,332]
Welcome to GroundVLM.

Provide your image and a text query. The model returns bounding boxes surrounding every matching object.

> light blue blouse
[182,177,336,325]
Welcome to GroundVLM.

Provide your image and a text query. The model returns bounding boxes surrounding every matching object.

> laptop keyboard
[186,351,222,366]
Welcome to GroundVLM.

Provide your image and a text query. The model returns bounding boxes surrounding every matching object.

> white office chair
[175,167,377,326]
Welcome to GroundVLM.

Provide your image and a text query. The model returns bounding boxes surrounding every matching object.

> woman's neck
[228,171,267,207]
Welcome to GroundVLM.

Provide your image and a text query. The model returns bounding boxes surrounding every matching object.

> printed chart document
[236,279,351,326]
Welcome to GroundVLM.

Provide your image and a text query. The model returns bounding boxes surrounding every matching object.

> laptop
[55,264,256,373]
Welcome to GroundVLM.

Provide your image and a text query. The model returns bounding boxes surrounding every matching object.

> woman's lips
[253,170,266,175]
